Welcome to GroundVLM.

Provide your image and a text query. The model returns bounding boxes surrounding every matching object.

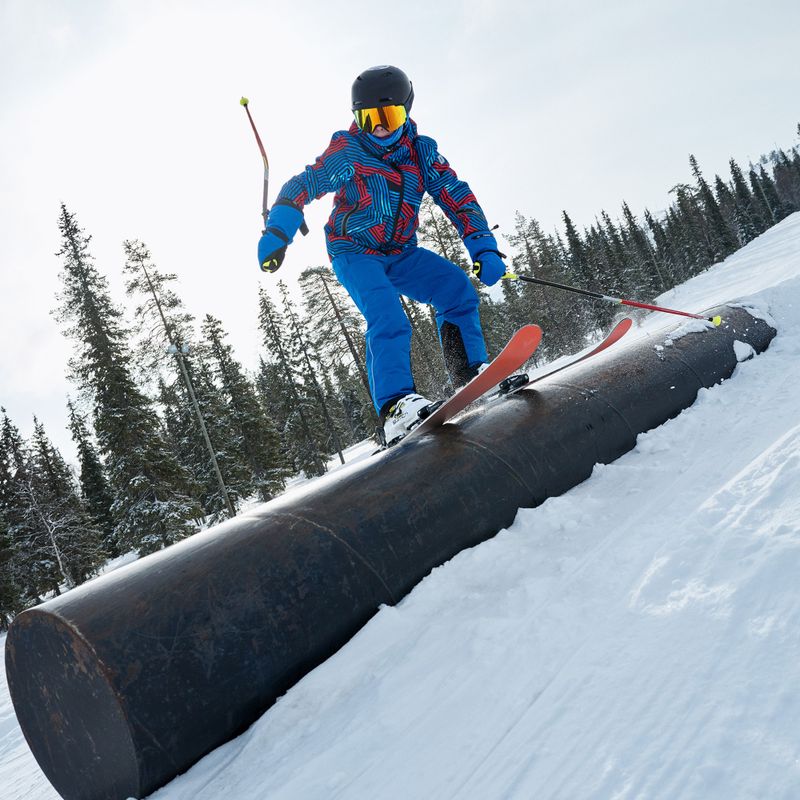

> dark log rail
[6,305,775,800]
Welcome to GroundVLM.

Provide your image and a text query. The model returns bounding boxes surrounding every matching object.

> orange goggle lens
[354,104,407,134]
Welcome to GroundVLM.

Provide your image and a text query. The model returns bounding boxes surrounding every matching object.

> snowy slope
[3,213,800,800]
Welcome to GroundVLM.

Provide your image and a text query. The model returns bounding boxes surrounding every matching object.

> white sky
[1,0,799,462]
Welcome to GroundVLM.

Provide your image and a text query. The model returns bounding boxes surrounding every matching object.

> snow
[3,213,800,799]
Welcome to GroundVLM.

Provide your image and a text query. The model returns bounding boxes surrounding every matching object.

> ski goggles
[353,104,407,134]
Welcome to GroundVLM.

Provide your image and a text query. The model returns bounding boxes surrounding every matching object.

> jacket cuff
[464,231,499,261]
[266,203,305,244]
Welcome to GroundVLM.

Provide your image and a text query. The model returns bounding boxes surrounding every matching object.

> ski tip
[240,96,249,106]
[711,315,723,327]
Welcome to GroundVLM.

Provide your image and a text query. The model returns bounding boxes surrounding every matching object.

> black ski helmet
[351,65,414,113]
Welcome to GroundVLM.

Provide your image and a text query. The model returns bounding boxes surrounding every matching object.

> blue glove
[464,231,506,286]
[257,202,305,273]
[471,251,506,286]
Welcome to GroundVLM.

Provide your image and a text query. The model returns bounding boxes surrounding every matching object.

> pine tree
[277,282,346,464]
[598,211,631,291]
[19,419,106,587]
[0,514,18,629]
[749,166,778,226]
[666,184,708,278]
[620,202,670,295]
[561,211,607,332]
[728,158,763,242]
[123,239,239,518]
[417,195,470,268]
[713,175,740,246]
[158,362,250,520]
[772,150,800,213]
[201,314,288,500]
[561,212,595,286]
[689,155,737,261]
[67,399,116,554]
[297,265,367,381]
[257,290,327,476]
[297,265,375,433]
[0,409,24,627]
[644,209,678,285]
[506,213,571,359]
[0,409,52,604]
[54,205,201,555]
[330,361,372,442]
[122,239,196,379]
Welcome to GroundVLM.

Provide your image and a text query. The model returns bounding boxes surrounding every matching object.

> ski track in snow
[3,213,800,799]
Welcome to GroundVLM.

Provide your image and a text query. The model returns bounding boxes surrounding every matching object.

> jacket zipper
[341,204,358,237]
[352,136,407,249]
[387,167,405,247]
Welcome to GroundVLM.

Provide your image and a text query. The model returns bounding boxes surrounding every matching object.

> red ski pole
[240,97,309,236]
[505,272,722,326]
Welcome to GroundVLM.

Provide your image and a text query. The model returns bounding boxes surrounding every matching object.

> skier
[257,65,507,444]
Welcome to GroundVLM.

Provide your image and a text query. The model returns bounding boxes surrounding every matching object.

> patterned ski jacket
[274,119,492,259]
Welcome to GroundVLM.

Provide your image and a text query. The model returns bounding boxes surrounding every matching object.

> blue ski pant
[332,246,488,413]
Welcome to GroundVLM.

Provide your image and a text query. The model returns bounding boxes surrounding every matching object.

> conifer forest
[2,136,800,629]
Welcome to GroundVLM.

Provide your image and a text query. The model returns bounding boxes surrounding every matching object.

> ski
[497,317,633,396]
[398,324,543,444]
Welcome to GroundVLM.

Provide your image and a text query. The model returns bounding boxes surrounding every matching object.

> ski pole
[504,272,722,326]
[240,97,309,236]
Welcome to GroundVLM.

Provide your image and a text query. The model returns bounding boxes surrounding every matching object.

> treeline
[2,133,800,628]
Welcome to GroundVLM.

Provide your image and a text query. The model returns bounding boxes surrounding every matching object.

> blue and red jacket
[274,119,492,259]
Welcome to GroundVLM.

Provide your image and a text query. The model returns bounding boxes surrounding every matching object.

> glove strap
[265,226,290,244]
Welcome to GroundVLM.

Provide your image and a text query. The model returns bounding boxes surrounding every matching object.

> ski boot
[379,393,441,448]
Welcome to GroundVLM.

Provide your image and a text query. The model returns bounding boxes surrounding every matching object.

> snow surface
[3,213,800,799]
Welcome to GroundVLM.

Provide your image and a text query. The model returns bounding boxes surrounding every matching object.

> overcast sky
[1,0,799,462]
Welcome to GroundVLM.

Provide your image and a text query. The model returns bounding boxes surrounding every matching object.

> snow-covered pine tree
[790,148,800,190]
[0,409,24,627]
[277,282,346,464]
[201,314,288,500]
[417,195,469,267]
[122,239,241,519]
[505,213,570,360]
[757,164,788,222]
[713,175,740,248]
[772,150,800,214]
[330,361,372,442]
[157,362,250,521]
[0,514,18,629]
[561,211,607,333]
[644,209,679,285]
[54,205,201,555]
[666,184,709,279]
[620,202,670,296]
[689,155,738,262]
[297,266,367,382]
[561,212,595,288]
[597,211,632,293]
[20,419,106,587]
[121,239,195,377]
[728,158,763,243]
[257,289,327,477]
[297,265,375,432]
[749,167,778,227]
[0,409,56,603]
[66,399,116,554]
[581,224,617,331]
